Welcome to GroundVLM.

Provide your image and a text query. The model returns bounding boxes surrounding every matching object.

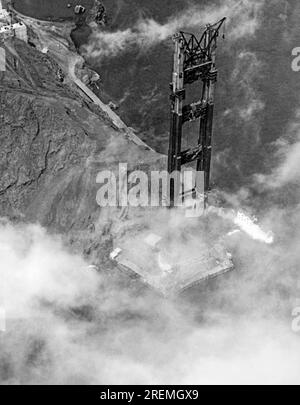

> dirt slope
[0,38,164,262]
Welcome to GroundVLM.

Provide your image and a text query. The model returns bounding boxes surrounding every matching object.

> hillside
[0,36,164,263]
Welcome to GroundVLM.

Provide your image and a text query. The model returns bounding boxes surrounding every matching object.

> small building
[0,1,28,43]
[0,24,14,39]
[13,22,28,42]
[0,9,10,24]
[0,22,28,42]
[0,0,9,18]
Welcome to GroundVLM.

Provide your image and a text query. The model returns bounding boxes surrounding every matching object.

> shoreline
[8,1,156,151]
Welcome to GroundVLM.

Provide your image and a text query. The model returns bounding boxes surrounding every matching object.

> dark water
[13,0,94,20]
[81,0,300,195]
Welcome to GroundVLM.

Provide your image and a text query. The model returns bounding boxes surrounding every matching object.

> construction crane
[168,17,226,207]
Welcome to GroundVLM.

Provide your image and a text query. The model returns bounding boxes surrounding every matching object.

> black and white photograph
[0,0,300,388]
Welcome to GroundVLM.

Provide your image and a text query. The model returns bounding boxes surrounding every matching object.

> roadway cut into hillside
[10,7,154,151]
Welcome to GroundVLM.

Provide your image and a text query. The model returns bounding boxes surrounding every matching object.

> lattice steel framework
[168,18,226,206]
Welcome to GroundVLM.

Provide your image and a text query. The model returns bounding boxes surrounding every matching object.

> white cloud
[1,198,300,384]
[83,0,265,60]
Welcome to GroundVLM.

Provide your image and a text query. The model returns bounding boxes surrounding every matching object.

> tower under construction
[168,18,226,207]
[110,17,234,296]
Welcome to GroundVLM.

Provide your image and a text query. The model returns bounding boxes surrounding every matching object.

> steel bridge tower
[168,18,226,207]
